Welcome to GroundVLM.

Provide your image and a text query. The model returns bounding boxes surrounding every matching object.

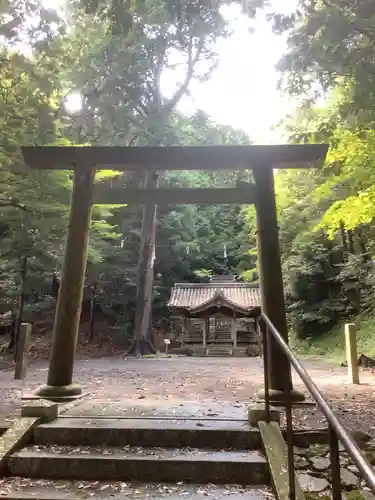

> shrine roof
[168,280,261,315]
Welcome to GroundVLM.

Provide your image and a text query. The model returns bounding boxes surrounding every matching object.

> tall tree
[0,11,121,341]
[275,0,375,123]
[97,111,254,340]
[0,0,261,353]
[255,89,375,337]
[55,0,259,354]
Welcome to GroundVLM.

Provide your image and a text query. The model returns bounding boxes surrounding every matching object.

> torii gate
[22,144,328,402]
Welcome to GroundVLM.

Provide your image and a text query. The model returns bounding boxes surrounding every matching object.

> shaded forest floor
[0,327,129,371]
[0,357,374,437]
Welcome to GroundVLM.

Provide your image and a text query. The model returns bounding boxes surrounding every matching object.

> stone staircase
[206,345,233,356]
[1,414,272,499]
[191,345,249,357]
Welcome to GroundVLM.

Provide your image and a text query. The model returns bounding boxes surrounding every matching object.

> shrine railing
[259,313,375,500]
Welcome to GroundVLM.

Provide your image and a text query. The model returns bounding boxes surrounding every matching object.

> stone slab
[298,474,329,493]
[13,444,266,461]
[33,417,260,449]
[0,418,15,434]
[0,479,274,499]
[255,400,316,409]
[0,417,39,472]
[248,404,280,426]
[38,417,250,430]
[8,446,269,484]
[259,421,305,500]
[21,401,58,423]
[61,399,248,420]
[283,429,328,447]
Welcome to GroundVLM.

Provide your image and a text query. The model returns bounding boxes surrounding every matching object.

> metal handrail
[260,312,375,499]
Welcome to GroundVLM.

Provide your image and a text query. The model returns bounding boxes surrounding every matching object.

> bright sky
[59,0,299,144]
[161,1,299,143]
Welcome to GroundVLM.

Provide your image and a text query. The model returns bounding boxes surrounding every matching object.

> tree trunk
[52,273,59,298]
[346,231,359,313]
[128,171,158,355]
[356,228,370,262]
[14,255,27,360]
[89,281,97,342]
[348,230,355,254]
[340,221,348,257]
[7,311,17,352]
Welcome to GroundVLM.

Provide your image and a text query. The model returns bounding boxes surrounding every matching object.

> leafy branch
[0,199,29,212]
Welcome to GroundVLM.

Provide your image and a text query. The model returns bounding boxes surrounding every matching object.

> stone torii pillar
[253,164,304,402]
[37,167,95,399]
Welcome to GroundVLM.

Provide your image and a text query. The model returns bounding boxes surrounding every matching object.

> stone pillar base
[34,383,82,402]
[257,388,306,405]
[248,403,280,426]
[21,400,59,423]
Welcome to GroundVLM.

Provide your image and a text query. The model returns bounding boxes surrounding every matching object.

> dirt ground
[1,356,374,435]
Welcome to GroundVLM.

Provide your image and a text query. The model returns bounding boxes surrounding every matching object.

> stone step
[206,348,233,356]
[192,346,207,356]
[0,479,273,499]
[232,348,249,357]
[0,418,13,435]
[7,445,269,484]
[32,417,261,449]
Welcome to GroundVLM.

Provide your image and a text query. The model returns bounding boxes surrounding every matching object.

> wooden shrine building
[168,275,261,356]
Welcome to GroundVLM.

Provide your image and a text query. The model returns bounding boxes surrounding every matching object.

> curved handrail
[261,312,375,493]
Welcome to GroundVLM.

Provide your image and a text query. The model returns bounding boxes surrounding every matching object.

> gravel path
[1,356,374,434]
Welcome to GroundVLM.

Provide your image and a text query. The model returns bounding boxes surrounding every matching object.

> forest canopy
[1,0,375,347]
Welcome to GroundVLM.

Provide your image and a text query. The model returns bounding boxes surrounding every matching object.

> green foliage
[315,130,375,237]
[276,0,375,127]
[9,0,375,356]
[0,27,120,313]
[112,111,255,317]
[55,0,261,148]
[292,313,375,361]
[266,53,375,339]
[0,0,257,330]
[0,45,69,310]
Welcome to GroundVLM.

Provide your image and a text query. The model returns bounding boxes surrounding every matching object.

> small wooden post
[164,338,170,356]
[345,323,359,384]
[231,315,237,348]
[14,255,28,359]
[256,319,263,357]
[202,318,207,348]
[89,281,97,342]
[14,323,31,380]
[183,316,188,344]
[206,317,210,345]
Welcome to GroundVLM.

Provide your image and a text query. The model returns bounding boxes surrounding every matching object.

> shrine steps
[2,415,273,499]
[31,417,262,449]
[0,480,272,499]
[191,345,249,357]
[233,347,250,356]
[206,346,233,356]
[7,445,269,484]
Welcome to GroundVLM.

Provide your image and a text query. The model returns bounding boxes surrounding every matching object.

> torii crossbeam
[23,144,328,402]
